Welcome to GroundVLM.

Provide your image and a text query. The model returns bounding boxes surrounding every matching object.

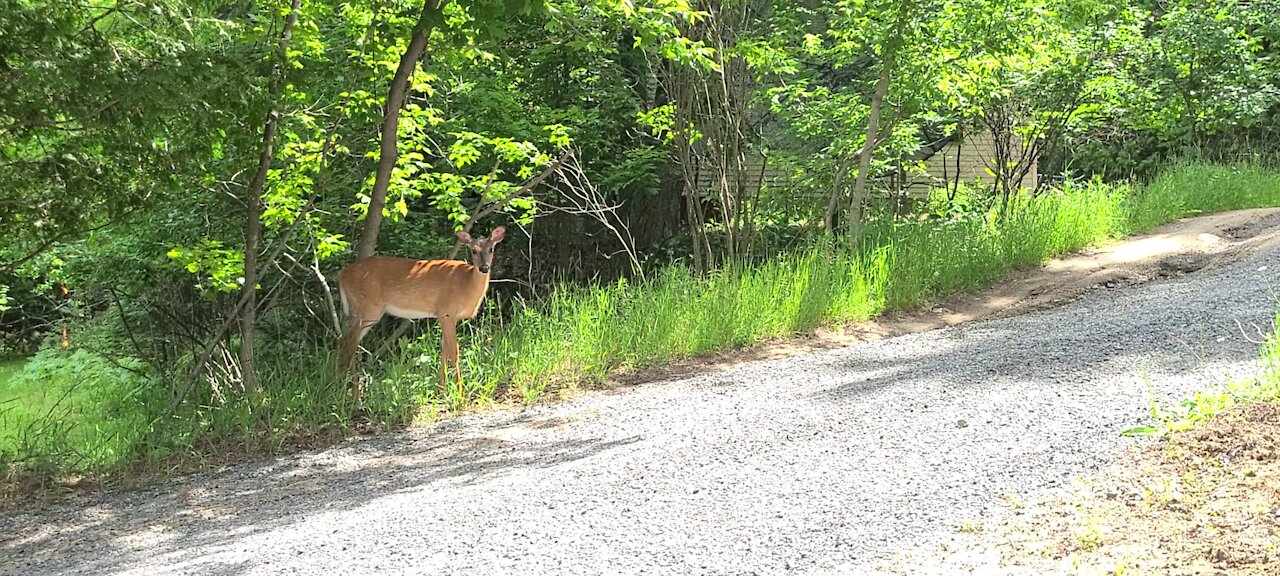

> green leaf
[1120,425,1160,437]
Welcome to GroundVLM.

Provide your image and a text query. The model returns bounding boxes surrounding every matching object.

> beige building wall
[686,129,1039,201]
[901,130,1038,197]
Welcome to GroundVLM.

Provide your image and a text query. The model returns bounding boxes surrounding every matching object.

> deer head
[456,226,506,274]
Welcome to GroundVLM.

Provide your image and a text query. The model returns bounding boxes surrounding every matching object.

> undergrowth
[4,161,1280,490]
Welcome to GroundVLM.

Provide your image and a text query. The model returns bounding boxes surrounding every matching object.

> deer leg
[339,313,380,403]
[437,344,448,390]
[439,318,461,396]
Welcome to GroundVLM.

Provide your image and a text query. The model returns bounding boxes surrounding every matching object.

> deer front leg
[339,315,378,403]
[439,317,461,397]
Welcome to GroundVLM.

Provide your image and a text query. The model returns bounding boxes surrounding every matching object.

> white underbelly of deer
[383,303,439,320]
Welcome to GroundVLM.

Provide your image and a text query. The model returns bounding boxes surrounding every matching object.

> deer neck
[460,265,493,318]
[466,265,492,292]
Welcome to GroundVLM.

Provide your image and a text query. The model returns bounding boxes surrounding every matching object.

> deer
[336,226,506,401]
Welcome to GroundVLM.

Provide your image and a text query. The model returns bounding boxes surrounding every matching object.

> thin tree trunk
[824,116,899,232]
[846,0,911,242]
[846,54,893,241]
[823,155,855,231]
[949,136,962,201]
[893,155,903,216]
[355,0,446,259]
[241,0,303,396]
[672,61,707,274]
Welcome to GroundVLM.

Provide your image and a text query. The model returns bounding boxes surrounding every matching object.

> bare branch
[540,151,645,280]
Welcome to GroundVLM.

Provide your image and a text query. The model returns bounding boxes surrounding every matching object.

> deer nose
[478,265,490,274]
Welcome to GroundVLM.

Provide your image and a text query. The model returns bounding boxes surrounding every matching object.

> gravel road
[3,244,1278,576]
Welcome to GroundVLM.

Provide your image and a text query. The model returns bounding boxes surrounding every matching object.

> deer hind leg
[439,317,461,396]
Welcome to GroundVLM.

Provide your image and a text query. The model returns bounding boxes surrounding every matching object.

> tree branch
[0,204,144,274]
[448,148,574,259]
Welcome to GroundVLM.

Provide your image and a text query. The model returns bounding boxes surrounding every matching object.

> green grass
[0,349,149,481]
[0,357,49,437]
[470,245,893,399]
[0,359,24,395]
[1128,164,1280,233]
[4,161,1280,487]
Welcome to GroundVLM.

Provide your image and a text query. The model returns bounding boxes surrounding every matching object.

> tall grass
[457,172,1140,395]
[477,246,892,399]
[0,350,149,480]
[1127,163,1280,232]
[3,161,1280,484]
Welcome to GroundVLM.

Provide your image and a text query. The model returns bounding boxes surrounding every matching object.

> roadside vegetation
[5,162,1280,498]
[2,0,1279,497]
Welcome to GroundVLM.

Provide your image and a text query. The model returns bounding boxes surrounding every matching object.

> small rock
[956,419,969,429]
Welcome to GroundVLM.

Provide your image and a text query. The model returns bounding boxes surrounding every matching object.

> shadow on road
[1,413,639,576]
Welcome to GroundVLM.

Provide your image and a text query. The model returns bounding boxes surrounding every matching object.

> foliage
[1061,0,1280,180]
[0,0,216,257]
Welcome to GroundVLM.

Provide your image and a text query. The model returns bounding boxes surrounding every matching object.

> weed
[1074,515,1105,551]
[1125,313,1280,438]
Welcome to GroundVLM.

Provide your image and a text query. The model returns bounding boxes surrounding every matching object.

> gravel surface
[2,245,1278,576]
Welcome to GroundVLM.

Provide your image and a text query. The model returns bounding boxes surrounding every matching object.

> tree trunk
[949,136,962,202]
[355,0,447,259]
[670,60,708,274]
[822,155,854,231]
[846,51,894,242]
[846,0,911,242]
[241,0,303,396]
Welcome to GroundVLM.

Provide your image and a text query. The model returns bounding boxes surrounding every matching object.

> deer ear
[456,230,473,244]
[489,226,506,243]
